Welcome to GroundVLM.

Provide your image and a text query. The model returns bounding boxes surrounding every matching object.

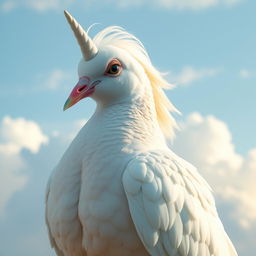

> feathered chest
[46,105,163,256]
[47,128,149,256]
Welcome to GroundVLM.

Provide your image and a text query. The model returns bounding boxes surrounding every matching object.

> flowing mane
[93,26,179,138]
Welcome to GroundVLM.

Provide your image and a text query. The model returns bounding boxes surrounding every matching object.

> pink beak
[63,76,100,111]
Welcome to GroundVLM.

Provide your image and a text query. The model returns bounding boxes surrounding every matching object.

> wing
[45,169,65,256]
[45,166,86,256]
[122,150,238,256]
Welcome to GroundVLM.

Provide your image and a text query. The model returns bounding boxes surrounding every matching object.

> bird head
[63,11,149,110]
[63,10,178,138]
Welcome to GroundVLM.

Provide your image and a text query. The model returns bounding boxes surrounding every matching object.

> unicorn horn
[64,10,98,61]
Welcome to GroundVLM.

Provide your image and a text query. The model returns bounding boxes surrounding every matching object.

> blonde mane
[93,26,179,138]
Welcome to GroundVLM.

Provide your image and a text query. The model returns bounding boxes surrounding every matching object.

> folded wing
[122,151,237,256]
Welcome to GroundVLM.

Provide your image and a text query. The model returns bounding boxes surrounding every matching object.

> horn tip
[64,10,71,20]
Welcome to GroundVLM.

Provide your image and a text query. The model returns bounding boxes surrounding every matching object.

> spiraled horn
[64,10,98,61]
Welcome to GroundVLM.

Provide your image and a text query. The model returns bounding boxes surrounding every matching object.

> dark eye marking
[104,59,122,77]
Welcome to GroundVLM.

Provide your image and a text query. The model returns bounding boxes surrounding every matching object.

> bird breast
[47,101,164,255]
[78,149,147,256]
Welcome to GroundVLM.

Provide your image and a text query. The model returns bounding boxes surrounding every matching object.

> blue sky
[0,0,255,255]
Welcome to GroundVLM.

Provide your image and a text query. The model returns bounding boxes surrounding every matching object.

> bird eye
[109,64,119,74]
[105,59,122,77]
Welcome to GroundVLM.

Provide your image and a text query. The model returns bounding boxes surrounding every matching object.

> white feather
[123,151,238,256]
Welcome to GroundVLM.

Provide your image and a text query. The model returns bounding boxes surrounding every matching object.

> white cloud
[0,116,48,154]
[74,119,87,130]
[0,68,73,97]
[220,149,256,229]
[26,0,69,12]
[156,0,242,9]
[67,118,87,140]
[86,0,243,10]
[52,118,87,142]
[0,152,27,216]
[0,116,48,215]
[0,116,86,218]
[172,112,256,230]
[42,69,72,91]
[169,66,219,86]
[1,0,18,12]
[1,0,74,12]
[173,112,242,170]
[239,68,254,79]
[1,0,243,12]
[0,117,87,255]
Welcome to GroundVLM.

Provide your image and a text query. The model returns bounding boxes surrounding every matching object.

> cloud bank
[0,117,82,256]
[0,116,48,216]
[87,0,243,10]
[239,68,255,79]
[1,0,243,12]
[40,69,72,91]
[1,0,74,12]
[169,66,219,86]
[173,112,256,231]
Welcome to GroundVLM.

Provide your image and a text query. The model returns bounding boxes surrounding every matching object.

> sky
[0,0,255,255]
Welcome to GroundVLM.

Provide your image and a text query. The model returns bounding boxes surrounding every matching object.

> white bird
[45,10,238,256]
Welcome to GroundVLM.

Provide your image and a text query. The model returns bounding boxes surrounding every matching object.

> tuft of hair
[93,26,179,139]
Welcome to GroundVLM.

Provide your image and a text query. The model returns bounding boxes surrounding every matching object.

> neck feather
[81,95,166,152]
